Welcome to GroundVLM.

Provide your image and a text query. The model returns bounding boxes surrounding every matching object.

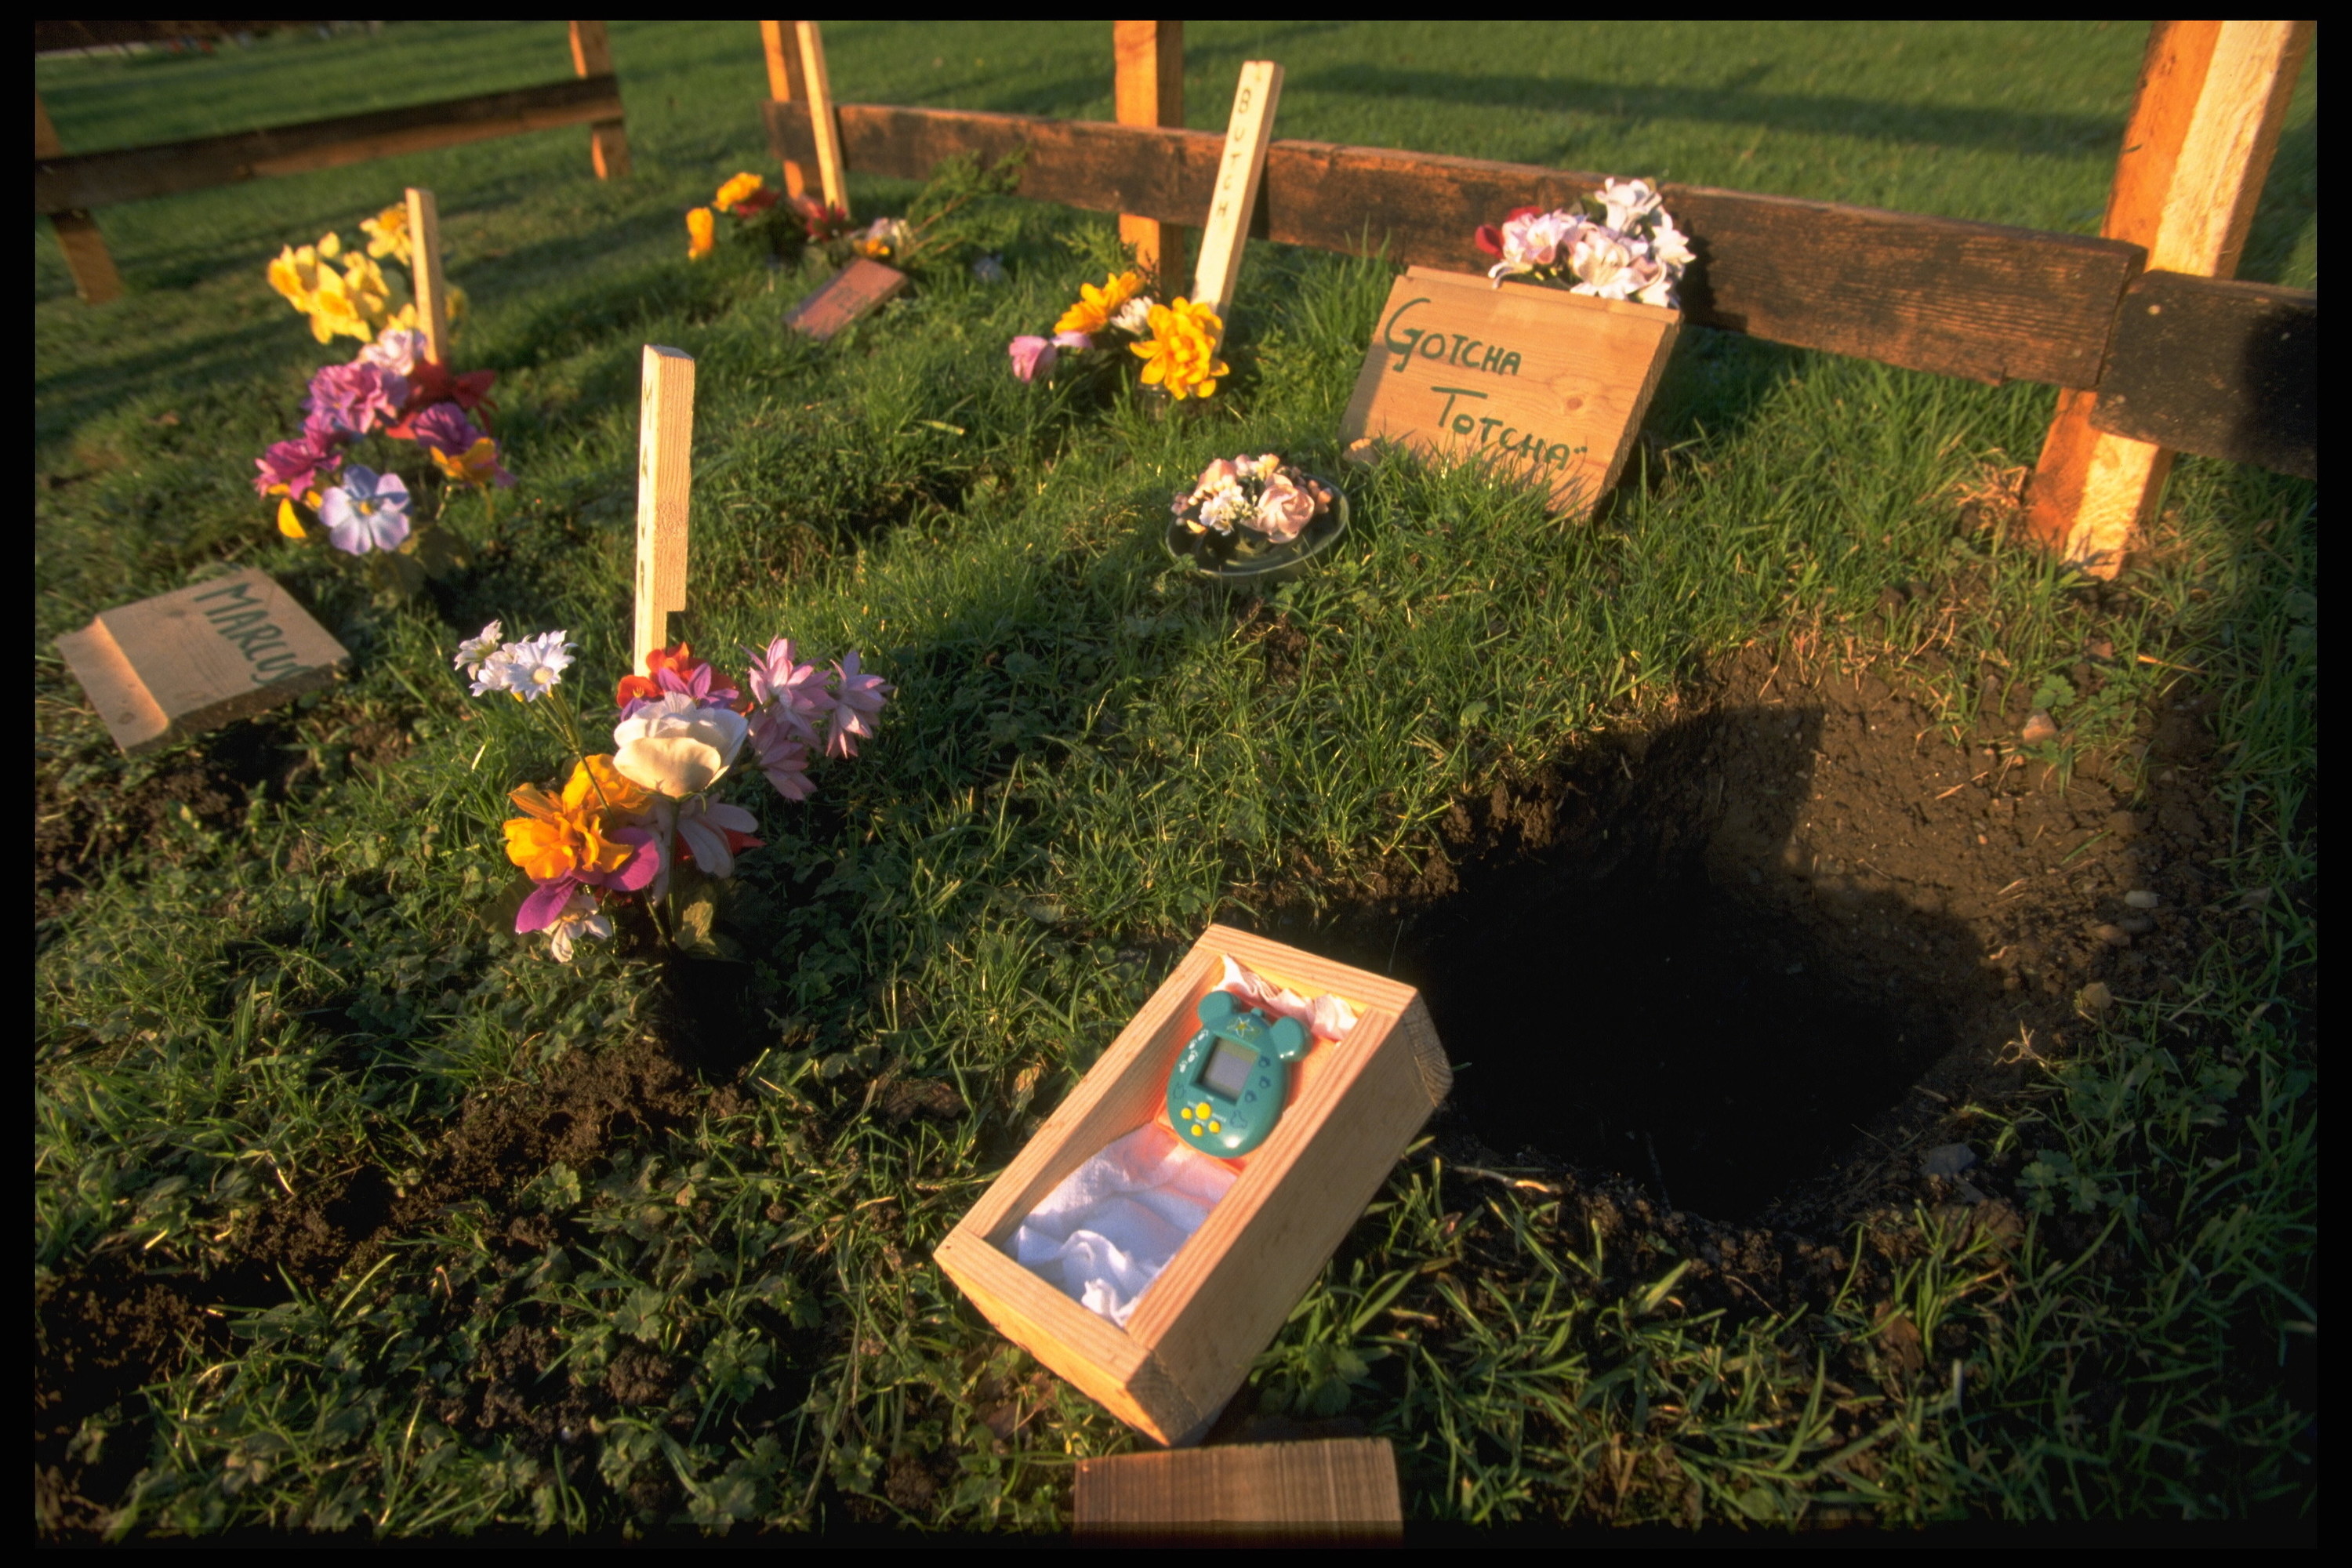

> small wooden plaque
[1074,1436,1403,1541]
[784,257,909,340]
[55,567,349,755]
[1341,265,1680,517]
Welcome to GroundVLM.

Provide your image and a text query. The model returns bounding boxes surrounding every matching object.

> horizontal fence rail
[2089,271,2315,481]
[766,98,2314,477]
[37,75,624,212]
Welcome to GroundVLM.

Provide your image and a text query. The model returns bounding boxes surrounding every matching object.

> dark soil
[1254,644,2227,1227]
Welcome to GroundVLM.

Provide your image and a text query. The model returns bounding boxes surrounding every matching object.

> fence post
[568,20,633,179]
[759,20,812,200]
[1113,20,1185,280]
[2022,19,2310,575]
[34,95,123,304]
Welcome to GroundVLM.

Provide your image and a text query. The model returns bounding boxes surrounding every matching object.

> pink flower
[748,708,815,800]
[825,650,892,760]
[1007,335,1058,383]
[400,401,484,457]
[743,636,833,740]
[304,361,406,437]
[358,327,428,379]
[1249,472,1319,543]
[673,797,763,877]
[252,428,343,498]
[1052,329,1093,350]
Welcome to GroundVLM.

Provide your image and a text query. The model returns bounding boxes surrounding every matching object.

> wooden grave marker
[1341,264,1679,518]
[403,185,452,366]
[1190,59,1283,331]
[783,256,909,339]
[633,345,695,673]
[1074,1436,1403,1541]
[56,568,350,755]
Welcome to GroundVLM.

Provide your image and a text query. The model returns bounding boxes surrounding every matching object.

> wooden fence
[34,20,631,306]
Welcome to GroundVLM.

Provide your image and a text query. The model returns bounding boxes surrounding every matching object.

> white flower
[1568,227,1649,299]
[612,692,748,798]
[1597,178,1664,234]
[1111,296,1156,335]
[476,630,575,701]
[454,620,503,678]
[673,797,761,877]
[1649,216,1695,272]
[543,890,612,962]
[359,326,428,378]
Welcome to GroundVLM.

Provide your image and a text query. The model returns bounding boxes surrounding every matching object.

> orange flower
[1130,297,1229,400]
[686,206,717,260]
[1056,270,1144,336]
[502,756,648,880]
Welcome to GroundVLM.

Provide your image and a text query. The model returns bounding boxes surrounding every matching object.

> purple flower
[825,650,892,760]
[252,428,343,499]
[743,636,834,739]
[748,708,815,800]
[304,361,406,438]
[318,465,412,554]
[1007,334,1058,383]
[401,401,484,457]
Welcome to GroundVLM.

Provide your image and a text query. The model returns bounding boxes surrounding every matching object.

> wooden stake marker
[56,568,350,755]
[794,20,849,216]
[403,187,451,367]
[1341,264,1679,518]
[1190,60,1282,325]
[633,346,695,674]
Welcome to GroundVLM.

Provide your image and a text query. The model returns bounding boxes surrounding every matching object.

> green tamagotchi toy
[1165,990,1310,1158]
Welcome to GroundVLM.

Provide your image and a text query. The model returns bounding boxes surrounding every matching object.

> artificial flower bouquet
[459,625,891,962]
[688,154,1018,277]
[1474,177,1693,308]
[1008,269,1230,404]
[260,204,505,598]
[1166,452,1341,574]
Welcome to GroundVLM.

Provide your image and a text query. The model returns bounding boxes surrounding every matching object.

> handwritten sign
[1340,265,1679,517]
[785,257,909,340]
[55,567,349,754]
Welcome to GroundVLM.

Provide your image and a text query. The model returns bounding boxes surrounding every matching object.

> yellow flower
[1056,270,1144,336]
[686,206,717,260]
[316,230,343,260]
[277,497,309,539]
[1130,297,1229,400]
[445,285,469,325]
[713,172,766,214]
[361,204,412,265]
[564,754,650,819]
[432,437,511,490]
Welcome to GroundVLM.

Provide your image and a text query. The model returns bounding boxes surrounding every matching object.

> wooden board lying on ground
[784,257,909,339]
[1341,265,1679,517]
[2088,270,2316,481]
[935,927,1451,1448]
[55,568,349,755]
[1074,1437,1403,1541]
[34,76,623,212]
[762,98,2140,392]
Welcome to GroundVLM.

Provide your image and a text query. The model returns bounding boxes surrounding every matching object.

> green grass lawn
[36,21,2316,1534]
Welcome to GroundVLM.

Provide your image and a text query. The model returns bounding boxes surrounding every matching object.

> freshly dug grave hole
[1262,651,2209,1226]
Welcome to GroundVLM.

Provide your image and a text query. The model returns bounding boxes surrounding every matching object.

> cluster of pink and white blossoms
[1474,178,1693,308]
[1173,453,1332,546]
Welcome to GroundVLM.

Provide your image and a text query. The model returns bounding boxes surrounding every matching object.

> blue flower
[318,465,412,555]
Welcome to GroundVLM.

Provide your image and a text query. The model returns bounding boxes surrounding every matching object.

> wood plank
[36,93,124,305]
[34,76,624,212]
[633,346,695,673]
[782,256,909,340]
[1341,267,1679,517]
[56,568,349,755]
[568,21,631,180]
[1112,20,1186,280]
[761,99,2143,390]
[1191,60,1283,325]
[793,21,848,216]
[2024,19,2311,575]
[759,20,813,199]
[2088,271,2314,480]
[403,187,449,368]
[1074,1437,1403,1540]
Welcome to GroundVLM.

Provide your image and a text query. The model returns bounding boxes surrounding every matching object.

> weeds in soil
[37,21,2314,1536]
